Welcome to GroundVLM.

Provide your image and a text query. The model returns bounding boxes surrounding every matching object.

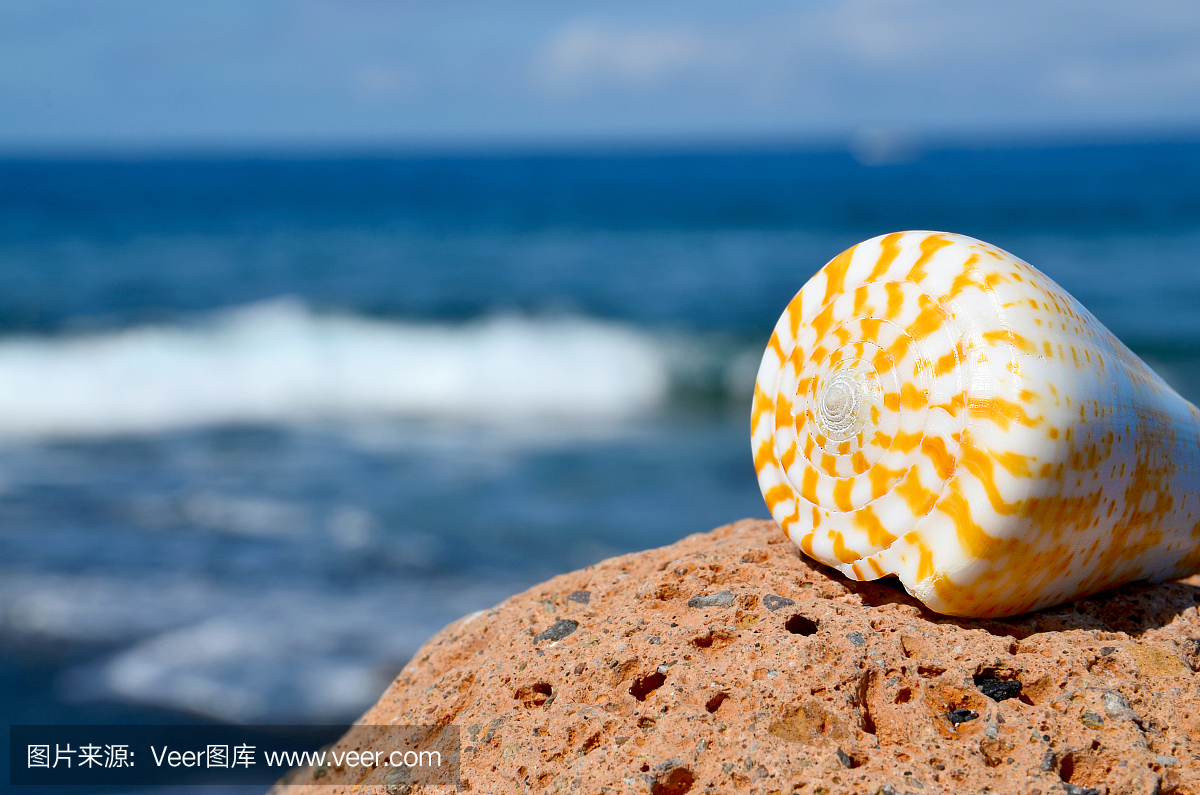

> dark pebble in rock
[762,594,795,612]
[835,748,853,768]
[947,708,979,726]
[567,590,591,604]
[878,785,920,795]
[973,675,1022,702]
[688,590,734,609]
[534,619,579,643]
[1063,784,1101,795]
[846,631,865,647]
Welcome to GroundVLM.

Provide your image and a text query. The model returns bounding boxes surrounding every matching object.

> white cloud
[528,0,1200,137]
[822,0,945,62]
[534,21,712,96]
[353,64,419,99]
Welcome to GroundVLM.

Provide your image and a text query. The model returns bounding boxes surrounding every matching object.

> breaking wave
[0,300,685,439]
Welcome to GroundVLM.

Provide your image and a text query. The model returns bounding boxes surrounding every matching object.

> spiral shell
[752,231,1200,617]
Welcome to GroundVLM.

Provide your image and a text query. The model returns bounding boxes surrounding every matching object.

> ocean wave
[0,301,677,439]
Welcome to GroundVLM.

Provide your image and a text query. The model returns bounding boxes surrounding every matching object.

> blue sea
[2,140,1200,735]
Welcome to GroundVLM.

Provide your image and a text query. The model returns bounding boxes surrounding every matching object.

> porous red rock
[282,519,1200,795]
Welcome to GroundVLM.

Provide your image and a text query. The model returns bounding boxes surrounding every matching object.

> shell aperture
[752,231,1200,617]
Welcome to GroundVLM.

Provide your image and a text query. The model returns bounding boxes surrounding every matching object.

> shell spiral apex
[752,231,1200,618]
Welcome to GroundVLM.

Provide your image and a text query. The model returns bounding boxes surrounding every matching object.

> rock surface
[283,519,1200,795]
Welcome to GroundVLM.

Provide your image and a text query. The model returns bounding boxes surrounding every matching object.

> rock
[279,519,1200,795]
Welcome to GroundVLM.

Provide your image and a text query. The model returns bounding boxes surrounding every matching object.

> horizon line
[3,124,1200,163]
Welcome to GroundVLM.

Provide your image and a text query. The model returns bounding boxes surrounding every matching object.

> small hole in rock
[580,732,601,755]
[641,764,650,772]
[651,766,696,795]
[514,682,553,708]
[630,671,667,701]
[861,704,876,736]
[895,687,912,704]
[1059,752,1075,782]
[693,631,713,648]
[705,692,729,713]
[785,614,819,635]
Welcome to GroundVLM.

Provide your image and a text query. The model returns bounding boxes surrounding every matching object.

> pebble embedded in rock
[947,708,978,726]
[567,590,591,604]
[687,590,733,608]
[1102,690,1134,719]
[533,619,578,643]
[762,594,795,611]
[973,675,1022,702]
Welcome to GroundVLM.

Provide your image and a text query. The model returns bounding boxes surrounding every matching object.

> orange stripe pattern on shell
[751,231,1200,617]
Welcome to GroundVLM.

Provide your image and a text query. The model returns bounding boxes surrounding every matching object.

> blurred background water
[2,0,1200,750]
[4,144,1200,731]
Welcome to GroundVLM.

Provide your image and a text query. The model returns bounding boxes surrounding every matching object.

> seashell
[752,231,1200,617]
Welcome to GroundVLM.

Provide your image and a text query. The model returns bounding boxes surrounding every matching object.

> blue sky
[3,0,1200,151]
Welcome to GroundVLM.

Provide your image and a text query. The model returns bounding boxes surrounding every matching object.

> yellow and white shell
[752,231,1200,618]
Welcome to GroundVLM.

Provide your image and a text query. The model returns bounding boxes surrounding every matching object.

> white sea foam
[0,300,672,439]
[88,581,515,723]
[1,572,518,722]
